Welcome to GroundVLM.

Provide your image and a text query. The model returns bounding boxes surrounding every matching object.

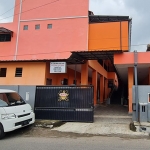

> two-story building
[1,0,150,114]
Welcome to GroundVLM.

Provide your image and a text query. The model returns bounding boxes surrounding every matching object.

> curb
[34,120,64,129]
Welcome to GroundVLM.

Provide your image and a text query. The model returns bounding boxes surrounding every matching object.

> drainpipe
[134,50,138,121]
[14,0,23,60]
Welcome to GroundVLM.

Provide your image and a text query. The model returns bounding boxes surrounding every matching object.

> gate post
[92,70,97,105]
[105,78,108,99]
[100,75,104,104]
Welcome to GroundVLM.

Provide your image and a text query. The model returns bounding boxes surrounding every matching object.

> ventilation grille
[15,68,22,77]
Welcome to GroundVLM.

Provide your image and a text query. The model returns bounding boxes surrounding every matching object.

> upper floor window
[23,25,28,30]
[0,68,7,77]
[0,27,13,42]
[0,34,11,42]
[15,68,23,77]
[35,24,40,30]
[47,24,52,29]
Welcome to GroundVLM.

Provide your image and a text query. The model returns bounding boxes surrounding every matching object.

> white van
[0,89,35,139]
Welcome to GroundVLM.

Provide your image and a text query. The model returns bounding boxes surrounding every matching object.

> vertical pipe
[134,50,138,121]
[14,0,23,60]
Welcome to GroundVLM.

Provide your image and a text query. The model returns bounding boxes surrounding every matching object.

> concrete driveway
[52,105,149,138]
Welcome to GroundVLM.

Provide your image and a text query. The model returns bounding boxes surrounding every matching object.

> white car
[0,89,35,139]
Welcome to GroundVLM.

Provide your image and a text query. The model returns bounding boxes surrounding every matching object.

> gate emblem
[58,90,69,101]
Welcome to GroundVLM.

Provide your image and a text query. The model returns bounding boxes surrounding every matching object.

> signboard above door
[50,62,67,73]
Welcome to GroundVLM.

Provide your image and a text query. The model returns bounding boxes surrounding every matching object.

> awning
[0,50,123,64]
[0,52,82,64]
[0,27,13,37]
[89,15,131,23]
[71,50,123,61]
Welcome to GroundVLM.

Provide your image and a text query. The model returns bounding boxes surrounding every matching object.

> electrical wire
[0,0,59,21]
[0,1,147,57]
[0,44,148,58]
[0,0,26,17]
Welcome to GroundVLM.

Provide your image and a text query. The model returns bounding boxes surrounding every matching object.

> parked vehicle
[0,89,35,139]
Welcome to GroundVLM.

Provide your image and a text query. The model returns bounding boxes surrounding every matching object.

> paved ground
[1,135,150,150]
[52,105,150,138]
[2,104,150,141]
[94,104,129,116]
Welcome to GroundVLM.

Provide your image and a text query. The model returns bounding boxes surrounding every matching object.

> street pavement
[0,135,150,150]
[52,105,150,138]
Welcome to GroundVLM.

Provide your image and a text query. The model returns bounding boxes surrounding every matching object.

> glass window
[35,24,40,30]
[0,68,7,77]
[47,24,52,29]
[0,99,8,107]
[23,25,28,30]
[0,93,26,107]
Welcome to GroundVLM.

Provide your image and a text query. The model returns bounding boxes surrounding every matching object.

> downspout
[134,50,138,121]
[14,0,23,60]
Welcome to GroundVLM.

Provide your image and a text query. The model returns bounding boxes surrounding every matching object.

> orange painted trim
[88,60,107,78]
[0,62,46,85]
[104,79,108,99]
[88,21,129,51]
[128,67,134,113]
[108,72,115,79]
[114,52,150,65]
[100,76,104,103]
[81,61,88,85]
[92,70,97,105]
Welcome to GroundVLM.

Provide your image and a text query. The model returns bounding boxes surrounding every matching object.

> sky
[0,0,149,52]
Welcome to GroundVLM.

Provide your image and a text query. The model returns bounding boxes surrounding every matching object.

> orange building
[1,0,146,113]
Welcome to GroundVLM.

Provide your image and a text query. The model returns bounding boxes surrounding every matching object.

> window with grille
[15,68,23,77]
[0,34,11,42]
[35,24,40,30]
[0,68,7,77]
[23,25,28,30]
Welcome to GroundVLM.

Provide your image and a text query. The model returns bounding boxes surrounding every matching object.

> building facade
[0,0,141,113]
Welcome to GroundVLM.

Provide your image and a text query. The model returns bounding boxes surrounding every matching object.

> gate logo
[58,90,69,101]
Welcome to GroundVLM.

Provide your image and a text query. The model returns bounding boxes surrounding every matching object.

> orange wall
[108,72,116,79]
[17,18,88,60]
[0,0,20,60]
[128,67,134,113]
[88,60,118,85]
[88,60,107,78]
[45,62,81,85]
[21,0,88,20]
[108,72,118,88]
[0,0,89,61]
[114,52,150,65]
[0,62,46,85]
[88,21,129,51]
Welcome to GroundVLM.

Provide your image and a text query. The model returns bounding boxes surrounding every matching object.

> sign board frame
[50,62,67,73]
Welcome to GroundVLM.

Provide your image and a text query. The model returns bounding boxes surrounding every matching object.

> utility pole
[134,50,138,121]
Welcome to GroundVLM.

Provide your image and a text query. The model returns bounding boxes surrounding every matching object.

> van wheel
[0,124,5,139]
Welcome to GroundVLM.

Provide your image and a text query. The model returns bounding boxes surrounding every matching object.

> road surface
[0,126,150,150]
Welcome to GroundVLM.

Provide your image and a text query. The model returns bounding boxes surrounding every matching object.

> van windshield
[0,92,26,107]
